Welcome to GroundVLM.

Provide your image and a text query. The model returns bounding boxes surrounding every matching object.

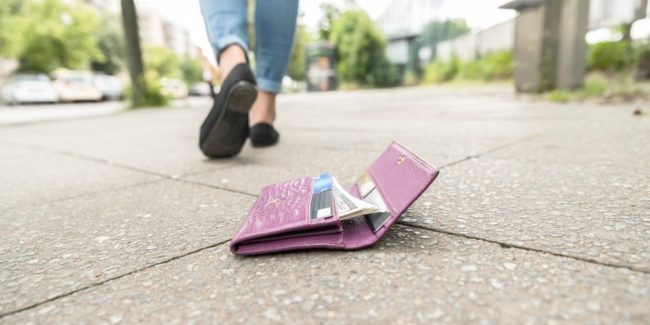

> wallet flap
[368,141,438,217]
[340,142,438,249]
[231,176,342,253]
[363,141,438,239]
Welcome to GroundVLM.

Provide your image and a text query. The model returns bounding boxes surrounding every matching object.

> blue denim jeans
[199,0,299,93]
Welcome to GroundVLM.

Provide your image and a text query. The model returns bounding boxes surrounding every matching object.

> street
[0,97,211,126]
[0,85,648,323]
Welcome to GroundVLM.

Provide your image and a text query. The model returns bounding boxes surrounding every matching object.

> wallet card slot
[237,224,342,245]
[231,176,343,253]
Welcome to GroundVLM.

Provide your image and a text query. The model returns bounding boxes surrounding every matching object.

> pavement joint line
[397,221,650,274]
[438,133,541,170]
[173,178,259,198]
[438,156,477,169]
[5,141,172,179]
[4,140,255,198]
[0,239,232,319]
[0,178,167,215]
[174,160,251,179]
[476,133,542,157]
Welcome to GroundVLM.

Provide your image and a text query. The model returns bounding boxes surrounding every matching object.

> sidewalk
[0,86,648,323]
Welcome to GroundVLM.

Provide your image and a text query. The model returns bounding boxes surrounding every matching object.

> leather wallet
[230,141,439,255]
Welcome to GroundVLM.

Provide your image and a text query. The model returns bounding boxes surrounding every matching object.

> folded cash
[331,177,379,220]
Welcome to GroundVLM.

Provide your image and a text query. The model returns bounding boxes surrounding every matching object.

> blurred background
[0,0,648,120]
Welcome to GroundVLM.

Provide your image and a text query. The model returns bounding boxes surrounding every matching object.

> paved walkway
[0,86,648,323]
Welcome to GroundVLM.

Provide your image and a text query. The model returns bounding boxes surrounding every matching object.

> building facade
[84,0,193,57]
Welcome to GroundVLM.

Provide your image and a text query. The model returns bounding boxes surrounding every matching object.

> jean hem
[256,78,282,93]
[214,36,249,64]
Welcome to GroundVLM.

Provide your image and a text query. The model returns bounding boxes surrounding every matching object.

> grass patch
[542,72,650,103]
[126,72,170,109]
[544,89,572,103]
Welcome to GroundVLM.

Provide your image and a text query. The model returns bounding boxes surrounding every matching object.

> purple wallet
[230,141,439,255]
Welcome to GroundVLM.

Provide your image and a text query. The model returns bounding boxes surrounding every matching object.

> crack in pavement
[437,133,541,169]
[0,239,232,319]
[397,222,650,274]
[0,178,166,215]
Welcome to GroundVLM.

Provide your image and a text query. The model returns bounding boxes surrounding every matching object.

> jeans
[199,0,299,93]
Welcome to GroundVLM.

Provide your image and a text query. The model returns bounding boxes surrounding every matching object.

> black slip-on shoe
[250,122,280,147]
[199,63,257,158]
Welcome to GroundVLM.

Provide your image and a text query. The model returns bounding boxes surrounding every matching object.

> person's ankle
[249,91,276,126]
[218,45,247,83]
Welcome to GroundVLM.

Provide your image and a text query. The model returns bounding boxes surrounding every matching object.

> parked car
[189,82,212,97]
[52,70,102,102]
[1,73,59,105]
[94,74,124,101]
[160,78,188,99]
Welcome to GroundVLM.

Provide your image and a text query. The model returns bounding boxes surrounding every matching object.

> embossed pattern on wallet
[230,141,439,255]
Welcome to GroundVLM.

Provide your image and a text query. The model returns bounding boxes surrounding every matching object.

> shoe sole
[200,81,257,158]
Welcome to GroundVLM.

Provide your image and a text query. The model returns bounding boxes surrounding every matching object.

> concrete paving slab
[184,149,375,196]
[4,226,648,323]
[404,157,650,271]
[0,180,255,314]
[0,108,233,177]
[487,115,650,168]
[0,86,647,322]
[0,144,159,211]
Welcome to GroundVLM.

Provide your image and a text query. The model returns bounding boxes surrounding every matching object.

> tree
[0,0,25,58]
[318,3,341,41]
[91,15,126,75]
[143,45,181,79]
[180,55,203,84]
[621,0,647,41]
[16,0,101,73]
[330,10,401,87]
[121,0,146,106]
[417,19,470,62]
[287,24,310,81]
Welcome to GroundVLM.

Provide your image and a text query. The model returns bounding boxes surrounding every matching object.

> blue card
[312,173,332,193]
[311,173,333,219]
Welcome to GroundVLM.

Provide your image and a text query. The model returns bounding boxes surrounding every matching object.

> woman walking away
[199,0,299,158]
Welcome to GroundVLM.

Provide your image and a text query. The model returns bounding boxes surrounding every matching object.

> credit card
[363,188,390,232]
[313,173,333,193]
[357,171,376,198]
[311,173,333,219]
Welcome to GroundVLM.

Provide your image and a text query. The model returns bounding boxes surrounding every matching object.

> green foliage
[423,57,459,83]
[143,45,181,79]
[0,0,25,57]
[457,60,484,80]
[287,24,310,81]
[417,19,470,62]
[539,73,650,103]
[581,75,607,97]
[587,41,635,73]
[544,89,571,103]
[329,10,401,87]
[128,71,169,108]
[179,56,203,84]
[368,57,402,87]
[143,46,202,85]
[318,3,341,41]
[481,51,514,80]
[16,0,101,73]
[247,0,255,51]
[426,51,513,83]
[90,15,125,75]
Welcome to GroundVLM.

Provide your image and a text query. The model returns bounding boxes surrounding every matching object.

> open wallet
[230,141,439,255]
